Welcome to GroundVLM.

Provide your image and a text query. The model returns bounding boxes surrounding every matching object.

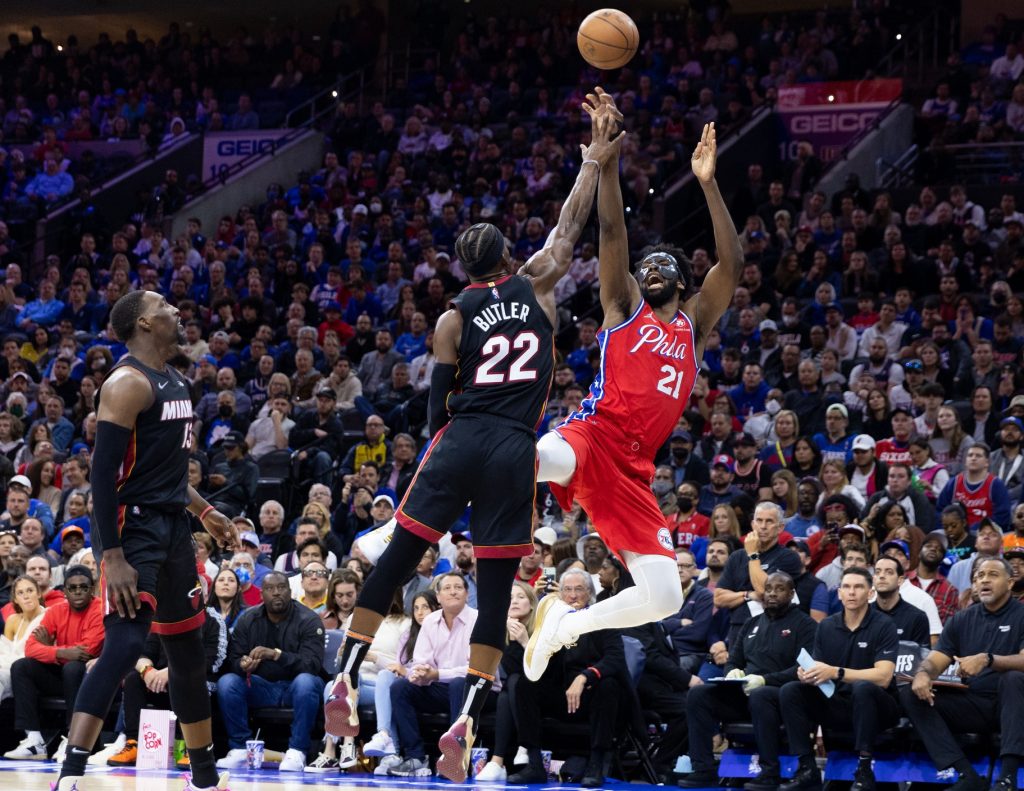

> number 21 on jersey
[657,365,686,399]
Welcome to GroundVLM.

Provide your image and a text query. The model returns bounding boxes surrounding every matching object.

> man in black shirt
[871,556,930,647]
[680,572,817,791]
[779,568,899,791]
[715,502,804,645]
[900,557,1024,791]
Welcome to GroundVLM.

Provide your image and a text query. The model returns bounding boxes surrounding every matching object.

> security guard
[871,556,930,647]
[900,557,1024,791]
[780,567,899,791]
[680,572,817,791]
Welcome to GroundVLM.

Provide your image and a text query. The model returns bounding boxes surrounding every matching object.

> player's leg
[438,429,533,782]
[329,424,470,737]
[525,551,681,681]
[57,610,153,790]
[536,430,578,485]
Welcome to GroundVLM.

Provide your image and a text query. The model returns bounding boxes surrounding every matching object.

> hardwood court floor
[0,761,639,790]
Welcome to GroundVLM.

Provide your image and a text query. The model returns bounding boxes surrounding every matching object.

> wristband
[275,648,282,661]
[581,159,600,166]
[141,665,155,678]
[987,652,995,668]
[199,505,215,523]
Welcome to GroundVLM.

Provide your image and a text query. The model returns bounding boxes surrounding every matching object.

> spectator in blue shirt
[395,312,428,361]
[729,362,770,422]
[25,155,73,206]
[18,280,65,329]
[343,283,384,326]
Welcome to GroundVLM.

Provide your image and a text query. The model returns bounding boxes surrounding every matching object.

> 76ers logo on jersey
[629,324,689,360]
[657,527,674,551]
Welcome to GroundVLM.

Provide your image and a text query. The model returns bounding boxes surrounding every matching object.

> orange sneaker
[176,752,191,771]
[107,739,138,767]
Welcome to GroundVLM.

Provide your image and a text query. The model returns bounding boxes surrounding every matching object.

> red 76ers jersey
[561,301,698,453]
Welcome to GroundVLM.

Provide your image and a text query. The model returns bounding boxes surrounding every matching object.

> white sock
[26,730,43,744]
[555,552,683,643]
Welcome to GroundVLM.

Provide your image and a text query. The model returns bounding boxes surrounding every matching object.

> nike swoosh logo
[158,382,168,389]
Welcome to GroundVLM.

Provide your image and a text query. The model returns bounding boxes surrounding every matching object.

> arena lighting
[625,206,632,213]
[332,90,338,98]
[648,188,654,194]
[56,45,63,52]
[828,94,835,102]
[896,33,903,40]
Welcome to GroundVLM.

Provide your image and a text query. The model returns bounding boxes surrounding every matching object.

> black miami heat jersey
[102,356,194,508]
[446,274,554,431]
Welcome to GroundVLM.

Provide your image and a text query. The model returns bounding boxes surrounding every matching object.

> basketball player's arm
[684,123,744,354]
[186,485,239,553]
[92,367,154,619]
[523,94,621,325]
[428,308,461,437]
[595,90,641,325]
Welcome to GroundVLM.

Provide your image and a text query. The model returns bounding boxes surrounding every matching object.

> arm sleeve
[428,363,458,438]
[91,421,134,551]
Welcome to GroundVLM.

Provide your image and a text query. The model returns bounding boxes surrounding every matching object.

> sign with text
[775,79,902,163]
[202,129,290,181]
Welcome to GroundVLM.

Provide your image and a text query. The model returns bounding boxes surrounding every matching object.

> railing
[283,65,371,128]
[874,9,951,85]
[938,142,1024,185]
[877,144,920,190]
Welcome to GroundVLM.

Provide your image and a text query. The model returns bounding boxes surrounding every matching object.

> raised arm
[683,123,744,355]
[593,89,641,326]
[523,90,623,327]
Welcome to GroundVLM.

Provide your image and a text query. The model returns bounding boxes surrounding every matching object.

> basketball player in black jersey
[324,94,623,782]
[54,290,238,791]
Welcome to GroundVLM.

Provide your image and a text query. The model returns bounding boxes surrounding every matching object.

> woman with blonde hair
[759,409,799,471]
[770,469,799,517]
[930,404,973,474]
[302,500,346,561]
[0,576,46,700]
[474,580,539,782]
[817,459,865,510]
[256,373,293,418]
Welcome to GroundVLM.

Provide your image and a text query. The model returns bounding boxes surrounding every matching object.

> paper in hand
[797,647,835,698]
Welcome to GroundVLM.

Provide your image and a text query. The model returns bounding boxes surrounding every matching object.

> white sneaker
[4,734,48,760]
[89,733,127,765]
[215,748,248,769]
[279,748,307,771]
[389,756,431,777]
[374,754,403,776]
[476,761,508,782]
[513,746,528,765]
[364,730,396,756]
[52,735,68,763]
[524,596,575,681]
[338,740,358,769]
[353,518,395,565]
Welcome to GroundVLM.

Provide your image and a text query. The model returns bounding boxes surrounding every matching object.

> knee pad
[161,629,212,725]
[536,432,577,485]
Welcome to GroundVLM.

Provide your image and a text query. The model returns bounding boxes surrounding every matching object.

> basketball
[577,9,639,70]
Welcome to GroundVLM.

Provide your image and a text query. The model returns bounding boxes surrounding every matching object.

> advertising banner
[202,129,291,181]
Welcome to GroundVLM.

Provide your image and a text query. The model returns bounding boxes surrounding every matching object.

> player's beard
[642,281,680,309]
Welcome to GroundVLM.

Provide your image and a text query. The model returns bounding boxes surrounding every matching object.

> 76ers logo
[657,527,674,551]
[629,324,689,360]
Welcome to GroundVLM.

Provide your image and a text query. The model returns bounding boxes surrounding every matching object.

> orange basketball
[577,9,639,70]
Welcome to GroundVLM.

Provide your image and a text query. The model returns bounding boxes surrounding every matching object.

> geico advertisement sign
[786,109,883,134]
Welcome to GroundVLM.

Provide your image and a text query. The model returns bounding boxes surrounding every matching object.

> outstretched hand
[581,86,625,167]
[202,508,240,553]
[691,122,717,184]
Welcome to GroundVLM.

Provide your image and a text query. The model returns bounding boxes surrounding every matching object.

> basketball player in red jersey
[527,89,744,680]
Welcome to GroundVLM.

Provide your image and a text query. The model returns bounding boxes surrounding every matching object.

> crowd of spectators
[0,12,384,223]
[0,3,1021,785]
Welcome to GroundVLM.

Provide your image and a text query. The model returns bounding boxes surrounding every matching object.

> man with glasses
[215,571,326,773]
[297,560,330,612]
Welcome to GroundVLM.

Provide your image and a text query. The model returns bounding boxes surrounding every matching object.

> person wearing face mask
[672,482,710,549]
[659,428,707,487]
[652,467,677,516]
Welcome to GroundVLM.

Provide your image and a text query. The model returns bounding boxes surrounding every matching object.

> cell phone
[543,567,556,581]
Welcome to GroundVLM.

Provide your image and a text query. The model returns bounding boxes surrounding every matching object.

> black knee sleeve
[160,629,212,725]
[359,526,431,614]
[470,557,521,650]
[73,613,153,719]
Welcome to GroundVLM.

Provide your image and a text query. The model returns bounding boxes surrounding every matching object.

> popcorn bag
[137,710,177,770]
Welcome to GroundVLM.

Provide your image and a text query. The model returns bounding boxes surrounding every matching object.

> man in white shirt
[991,42,1024,82]
[856,300,907,359]
[246,396,295,460]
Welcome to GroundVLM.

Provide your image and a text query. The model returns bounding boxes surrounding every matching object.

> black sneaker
[947,773,990,791]
[779,764,821,791]
[850,762,875,791]
[679,770,721,788]
[744,773,781,791]
[990,777,1017,791]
